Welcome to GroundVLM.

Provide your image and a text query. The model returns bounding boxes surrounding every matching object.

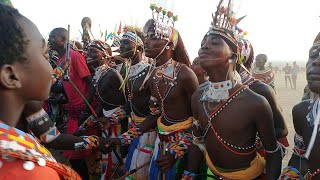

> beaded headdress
[144,1,179,48]
[207,0,246,55]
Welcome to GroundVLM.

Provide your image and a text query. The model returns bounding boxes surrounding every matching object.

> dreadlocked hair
[0,3,29,68]
[244,43,254,71]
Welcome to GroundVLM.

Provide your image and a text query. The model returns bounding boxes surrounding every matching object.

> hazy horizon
[11,0,320,62]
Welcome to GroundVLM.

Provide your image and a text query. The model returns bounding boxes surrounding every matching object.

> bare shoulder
[292,100,310,121]
[240,87,270,108]
[250,81,275,98]
[179,64,197,81]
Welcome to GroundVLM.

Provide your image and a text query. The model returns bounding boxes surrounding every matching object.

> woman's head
[0,4,53,101]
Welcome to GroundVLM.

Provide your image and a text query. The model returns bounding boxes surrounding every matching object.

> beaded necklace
[126,62,150,117]
[240,70,257,86]
[201,86,257,155]
[96,67,120,107]
[153,59,184,123]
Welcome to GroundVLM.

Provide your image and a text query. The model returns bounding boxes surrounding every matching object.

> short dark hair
[51,27,68,40]
[0,3,29,67]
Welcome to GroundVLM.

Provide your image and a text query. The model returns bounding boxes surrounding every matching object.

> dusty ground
[274,71,307,167]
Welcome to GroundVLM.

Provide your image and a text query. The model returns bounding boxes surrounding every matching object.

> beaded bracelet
[74,136,100,151]
[181,170,196,180]
[118,126,142,145]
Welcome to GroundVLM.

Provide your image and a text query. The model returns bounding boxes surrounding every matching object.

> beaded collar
[240,70,255,86]
[199,80,210,91]
[128,61,149,79]
[93,63,109,84]
[156,58,176,81]
[201,80,237,102]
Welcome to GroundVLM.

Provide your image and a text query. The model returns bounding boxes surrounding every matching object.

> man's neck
[131,53,142,66]
[258,66,265,71]
[155,51,172,67]
[57,46,66,58]
[199,77,209,85]
[0,92,25,127]
[207,67,234,83]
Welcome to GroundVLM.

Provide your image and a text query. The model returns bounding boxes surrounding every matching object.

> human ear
[0,64,22,89]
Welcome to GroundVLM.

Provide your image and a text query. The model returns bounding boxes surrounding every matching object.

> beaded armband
[51,67,64,84]
[181,170,196,180]
[118,126,142,145]
[74,135,99,151]
[265,142,286,158]
[293,133,306,157]
[78,115,97,132]
[110,107,127,124]
[39,126,61,143]
[169,133,192,159]
[192,117,203,144]
[26,109,61,143]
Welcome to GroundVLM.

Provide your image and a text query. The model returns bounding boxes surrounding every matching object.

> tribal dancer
[0,3,80,179]
[252,54,276,90]
[238,39,289,158]
[84,40,126,179]
[105,2,198,179]
[284,32,320,180]
[48,27,95,179]
[111,28,157,180]
[183,1,281,179]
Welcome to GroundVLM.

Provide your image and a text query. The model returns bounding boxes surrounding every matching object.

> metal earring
[228,59,233,64]
[166,46,170,50]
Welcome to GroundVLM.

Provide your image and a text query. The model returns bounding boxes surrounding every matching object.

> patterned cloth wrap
[279,166,303,180]
[124,113,157,180]
[0,121,81,180]
[157,117,193,159]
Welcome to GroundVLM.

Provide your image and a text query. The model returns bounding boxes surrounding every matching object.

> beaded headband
[207,0,246,55]
[145,1,179,48]
[87,40,110,58]
[122,32,144,47]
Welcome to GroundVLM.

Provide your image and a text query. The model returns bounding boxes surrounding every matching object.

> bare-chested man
[287,32,320,179]
[183,1,281,179]
[105,5,198,178]
[238,40,289,156]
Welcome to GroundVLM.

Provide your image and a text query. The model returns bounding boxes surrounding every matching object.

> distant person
[268,62,273,71]
[252,54,276,89]
[274,66,279,74]
[291,61,300,89]
[283,63,293,88]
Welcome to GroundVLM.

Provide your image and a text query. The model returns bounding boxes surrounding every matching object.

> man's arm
[184,93,204,178]
[255,84,288,138]
[288,102,309,174]
[254,97,281,180]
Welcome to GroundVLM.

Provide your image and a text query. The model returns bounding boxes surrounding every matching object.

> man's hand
[99,138,121,154]
[97,117,112,131]
[156,153,177,173]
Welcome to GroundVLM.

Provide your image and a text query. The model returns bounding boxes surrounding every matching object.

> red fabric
[0,157,60,180]
[58,49,91,106]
